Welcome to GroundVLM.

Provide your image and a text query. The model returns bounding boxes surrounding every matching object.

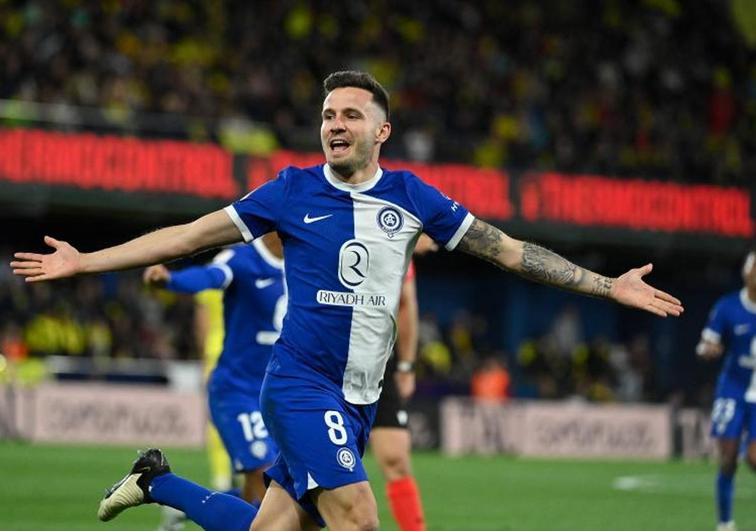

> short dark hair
[323,71,390,120]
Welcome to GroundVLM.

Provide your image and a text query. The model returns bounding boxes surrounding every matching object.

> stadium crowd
[414,307,661,404]
[0,260,195,364]
[1,0,755,183]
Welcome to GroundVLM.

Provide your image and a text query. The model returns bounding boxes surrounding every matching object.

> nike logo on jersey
[255,278,275,289]
[735,324,751,335]
[304,213,333,224]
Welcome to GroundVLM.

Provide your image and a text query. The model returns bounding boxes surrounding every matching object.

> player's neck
[329,160,380,185]
[747,286,756,304]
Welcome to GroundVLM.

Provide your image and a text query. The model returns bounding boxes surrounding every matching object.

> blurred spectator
[470,356,511,402]
[627,333,658,401]
[0,253,198,362]
[0,321,28,362]
[607,340,644,402]
[548,305,583,359]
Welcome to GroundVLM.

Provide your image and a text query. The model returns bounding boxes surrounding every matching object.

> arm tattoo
[456,219,503,265]
[591,275,613,297]
[521,242,582,287]
[521,242,615,297]
[457,220,614,298]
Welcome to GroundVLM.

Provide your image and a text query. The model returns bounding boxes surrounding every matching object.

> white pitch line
[612,475,659,491]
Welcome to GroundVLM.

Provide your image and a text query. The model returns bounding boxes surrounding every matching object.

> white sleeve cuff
[445,213,475,251]
[224,205,254,243]
[701,328,721,343]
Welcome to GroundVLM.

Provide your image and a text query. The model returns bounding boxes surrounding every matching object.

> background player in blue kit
[143,232,285,508]
[697,251,756,531]
[12,71,683,531]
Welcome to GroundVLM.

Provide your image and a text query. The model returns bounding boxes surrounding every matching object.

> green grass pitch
[1,442,755,530]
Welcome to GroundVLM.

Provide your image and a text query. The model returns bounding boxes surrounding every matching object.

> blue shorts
[208,388,278,473]
[260,370,378,527]
[710,396,756,440]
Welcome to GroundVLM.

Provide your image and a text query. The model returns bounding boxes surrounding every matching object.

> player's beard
[328,138,372,178]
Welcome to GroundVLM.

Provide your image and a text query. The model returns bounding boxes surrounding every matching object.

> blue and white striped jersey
[703,289,756,402]
[225,164,473,404]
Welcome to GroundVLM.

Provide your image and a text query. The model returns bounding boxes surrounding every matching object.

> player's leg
[260,369,380,531]
[207,423,234,491]
[743,401,756,474]
[243,468,267,504]
[98,449,258,531]
[311,481,379,531]
[716,439,739,531]
[157,423,237,531]
[249,481,320,531]
[746,442,756,474]
[711,397,744,530]
[369,375,425,531]
[372,427,412,480]
[209,390,278,504]
[724,402,756,531]
[370,428,425,531]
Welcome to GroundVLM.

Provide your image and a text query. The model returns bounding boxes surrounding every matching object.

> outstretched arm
[12,210,242,282]
[456,219,683,317]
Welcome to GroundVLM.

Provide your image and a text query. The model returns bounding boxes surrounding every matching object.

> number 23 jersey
[703,289,756,402]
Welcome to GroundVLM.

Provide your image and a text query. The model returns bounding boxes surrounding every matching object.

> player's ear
[375,121,391,145]
[743,252,755,280]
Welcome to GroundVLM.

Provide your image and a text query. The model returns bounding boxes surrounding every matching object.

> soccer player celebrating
[12,71,683,531]
[697,251,756,531]
[143,232,285,510]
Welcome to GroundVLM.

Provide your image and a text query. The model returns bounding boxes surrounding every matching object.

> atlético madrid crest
[376,206,403,238]
[337,447,356,471]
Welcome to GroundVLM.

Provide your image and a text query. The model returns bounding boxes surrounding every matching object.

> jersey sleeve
[167,265,229,293]
[224,169,289,242]
[408,176,474,251]
[166,248,237,293]
[702,297,728,344]
[208,248,238,288]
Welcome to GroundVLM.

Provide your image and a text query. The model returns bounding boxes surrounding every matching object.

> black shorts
[373,360,409,430]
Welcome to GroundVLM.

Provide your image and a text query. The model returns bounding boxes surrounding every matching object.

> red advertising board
[0,128,752,241]
[0,129,237,199]
[520,172,753,237]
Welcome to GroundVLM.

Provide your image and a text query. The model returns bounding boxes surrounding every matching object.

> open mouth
[329,139,351,154]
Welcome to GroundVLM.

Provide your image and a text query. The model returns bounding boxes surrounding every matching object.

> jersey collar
[740,288,756,314]
[253,239,284,270]
[323,164,383,193]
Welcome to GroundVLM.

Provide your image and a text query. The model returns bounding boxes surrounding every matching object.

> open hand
[11,236,82,282]
[610,263,683,317]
